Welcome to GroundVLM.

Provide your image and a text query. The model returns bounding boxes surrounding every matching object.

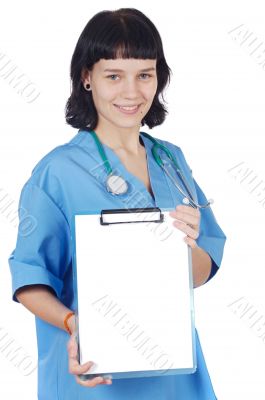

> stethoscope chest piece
[87,129,213,207]
[106,174,129,195]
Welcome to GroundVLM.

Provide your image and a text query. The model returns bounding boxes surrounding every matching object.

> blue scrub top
[9,129,226,400]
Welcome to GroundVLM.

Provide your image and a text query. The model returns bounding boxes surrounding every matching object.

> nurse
[8,7,226,400]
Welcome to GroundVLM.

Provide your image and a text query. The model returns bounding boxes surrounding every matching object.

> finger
[69,358,95,375]
[67,335,78,359]
[183,235,198,248]
[175,205,200,217]
[97,378,112,385]
[169,211,199,227]
[172,219,199,240]
[169,208,200,227]
[76,375,112,387]
[76,375,104,387]
[67,336,95,375]
[66,334,112,385]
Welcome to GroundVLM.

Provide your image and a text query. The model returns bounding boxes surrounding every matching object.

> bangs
[87,13,160,62]
[66,8,171,130]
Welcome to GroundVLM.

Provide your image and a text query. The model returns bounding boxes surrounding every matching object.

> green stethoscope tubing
[89,130,212,209]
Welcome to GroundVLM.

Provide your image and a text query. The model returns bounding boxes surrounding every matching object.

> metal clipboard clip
[100,207,164,225]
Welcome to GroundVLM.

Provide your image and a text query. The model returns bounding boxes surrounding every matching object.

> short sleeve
[193,177,227,281]
[174,146,227,282]
[8,183,71,302]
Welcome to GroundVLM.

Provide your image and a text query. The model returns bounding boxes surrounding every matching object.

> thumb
[67,334,78,358]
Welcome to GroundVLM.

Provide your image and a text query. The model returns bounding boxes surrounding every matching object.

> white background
[1,1,265,399]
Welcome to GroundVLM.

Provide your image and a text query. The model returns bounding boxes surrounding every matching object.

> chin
[113,119,142,130]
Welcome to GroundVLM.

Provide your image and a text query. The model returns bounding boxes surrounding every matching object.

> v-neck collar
[75,129,175,210]
[139,132,176,209]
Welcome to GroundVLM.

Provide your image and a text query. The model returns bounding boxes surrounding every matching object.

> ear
[81,68,91,85]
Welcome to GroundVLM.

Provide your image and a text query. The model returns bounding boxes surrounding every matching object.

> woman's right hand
[67,315,112,387]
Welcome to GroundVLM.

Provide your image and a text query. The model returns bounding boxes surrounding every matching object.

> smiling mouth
[113,104,142,115]
[114,104,141,111]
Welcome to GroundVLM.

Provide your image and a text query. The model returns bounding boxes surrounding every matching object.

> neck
[93,123,143,156]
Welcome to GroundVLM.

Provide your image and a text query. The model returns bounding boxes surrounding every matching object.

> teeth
[118,105,138,110]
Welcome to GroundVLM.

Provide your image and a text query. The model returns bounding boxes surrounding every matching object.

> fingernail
[84,361,93,368]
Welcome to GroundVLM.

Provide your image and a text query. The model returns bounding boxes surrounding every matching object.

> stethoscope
[88,130,213,209]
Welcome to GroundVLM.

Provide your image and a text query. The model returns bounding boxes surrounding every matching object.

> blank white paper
[73,210,195,378]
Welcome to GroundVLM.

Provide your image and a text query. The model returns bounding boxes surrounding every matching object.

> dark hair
[65,8,172,130]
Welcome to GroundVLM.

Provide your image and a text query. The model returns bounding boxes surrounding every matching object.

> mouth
[114,104,142,115]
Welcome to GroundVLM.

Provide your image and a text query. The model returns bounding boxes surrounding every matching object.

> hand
[67,315,112,387]
[169,205,201,249]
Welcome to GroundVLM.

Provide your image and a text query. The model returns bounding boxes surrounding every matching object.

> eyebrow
[103,67,156,73]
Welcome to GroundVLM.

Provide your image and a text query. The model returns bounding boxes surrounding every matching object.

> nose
[121,78,140,99]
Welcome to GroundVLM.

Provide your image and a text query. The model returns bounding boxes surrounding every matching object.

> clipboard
[71,207,196,381]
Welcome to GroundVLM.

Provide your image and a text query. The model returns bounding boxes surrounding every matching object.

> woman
[8,8,226,400]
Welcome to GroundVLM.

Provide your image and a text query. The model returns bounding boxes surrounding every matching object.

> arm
[15,285,112,386]
[191,246,212,288]
[15,284,76,334]
[169,146,226,285]
[10,184,112,387]
[169,205,216,288]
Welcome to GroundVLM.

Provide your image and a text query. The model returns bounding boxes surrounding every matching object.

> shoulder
[143,132,193,174]
[26,131,84,187]
[147,133,182,153]
[19,131,85,214]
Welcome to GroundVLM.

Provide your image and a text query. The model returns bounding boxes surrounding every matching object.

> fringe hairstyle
[65,8,172,130]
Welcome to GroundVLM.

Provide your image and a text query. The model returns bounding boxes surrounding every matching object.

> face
[82,58,158,132]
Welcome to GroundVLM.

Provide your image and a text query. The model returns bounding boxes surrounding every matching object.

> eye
[139,73,152,79]
[107,74,119,80]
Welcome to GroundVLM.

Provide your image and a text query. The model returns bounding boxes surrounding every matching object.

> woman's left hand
[169,205,201,249]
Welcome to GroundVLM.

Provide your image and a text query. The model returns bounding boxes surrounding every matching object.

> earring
[85,83,91,91]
